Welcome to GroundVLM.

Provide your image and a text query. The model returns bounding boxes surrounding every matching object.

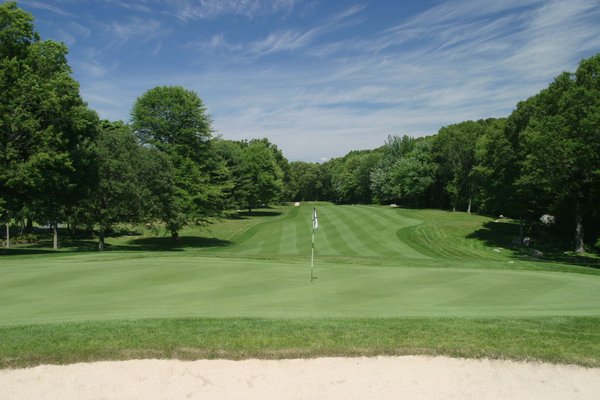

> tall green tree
[237,139,284,212]
[131,86,227,240]
[80,121,147,250]
[433,120,490,212]
[327,150,380,204]
[0,1,39,247]
[388,138,436,207]
[370,135,418,204]
[516,56,600,252]
[287,161,324,201]
[0,2,98,249]
[212,138,244,209]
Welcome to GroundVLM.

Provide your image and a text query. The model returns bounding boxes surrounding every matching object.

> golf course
[1,203,600,368]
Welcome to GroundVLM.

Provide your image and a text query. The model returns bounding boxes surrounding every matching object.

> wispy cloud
[69,21,91,38]
[25,0,600,161]
[167,0,299,21]
[189,3,367,59]
[104,0,154,14]
[187,26,318,60]
[151,41,163,57]
[75,60,118,78]
[186,0,600,160]
[106,17,167,45]
[248,29,320,56]
[190,33,241,52]
[19,0,77,17]
[333,3,367,20]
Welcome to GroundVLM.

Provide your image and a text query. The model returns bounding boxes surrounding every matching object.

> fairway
[1,203,599,326]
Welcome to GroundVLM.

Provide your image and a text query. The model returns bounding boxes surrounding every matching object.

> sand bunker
[1,356,599,399]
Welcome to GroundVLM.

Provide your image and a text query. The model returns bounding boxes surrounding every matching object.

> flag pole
[311,207,317,282]
[311,224,315,282]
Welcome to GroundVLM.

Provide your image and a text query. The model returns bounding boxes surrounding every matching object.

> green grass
[1,203,600,368]
[1,317,599,369]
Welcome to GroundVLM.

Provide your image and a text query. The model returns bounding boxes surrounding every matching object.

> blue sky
[14,0,600,161]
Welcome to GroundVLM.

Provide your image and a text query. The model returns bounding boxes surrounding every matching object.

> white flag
[312,207,319,229]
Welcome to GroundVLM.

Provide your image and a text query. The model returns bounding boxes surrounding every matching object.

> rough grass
[1,317,599,369]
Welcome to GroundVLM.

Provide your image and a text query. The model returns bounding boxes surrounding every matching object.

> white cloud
[248,29,320,56]
[54,0,600,161]
[55,29,76,46]
[333,4,367,21]
[187,2,367,59]
[163,0,299,21]
[196,0,600,160]
[190,33,242,52]
[151,41,163,57]
[19,0,77,17]
[107,17,166,45]
[69,22,91,38]
[75,60,117,78]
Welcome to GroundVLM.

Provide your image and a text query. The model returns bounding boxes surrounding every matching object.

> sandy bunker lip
[1,356,599,400]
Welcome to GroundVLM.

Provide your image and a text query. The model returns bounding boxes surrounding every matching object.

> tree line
[2,2,599,253]
[287,56,600,253]
[0,3,287,250]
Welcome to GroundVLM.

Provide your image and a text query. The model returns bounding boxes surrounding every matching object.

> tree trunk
[53,223,58,250]
[575,201,584,254]
[5,220,9,249]
[25,217,33,234]
[519,216,524,242]
[467,197,472,214]
[98,229,105,251]
[171,230,179,242]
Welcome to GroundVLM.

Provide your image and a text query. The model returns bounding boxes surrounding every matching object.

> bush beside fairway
[1,203,599,368]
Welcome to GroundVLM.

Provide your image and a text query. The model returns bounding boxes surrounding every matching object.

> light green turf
[1,203,599,326]
[222,204,500,260]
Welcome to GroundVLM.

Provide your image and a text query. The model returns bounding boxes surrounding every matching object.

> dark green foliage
[287,161,325,201]
[131,86,229,238]
[370,135,417,204]
[131,86,212,161]
[389,138,436,206]
[216,139,284,211]
[433,120,495,212]
[475,55,600,251]
[0,2,98,249]
[0,2,39,60]
[325,149,381,204]
[77,121,150,250]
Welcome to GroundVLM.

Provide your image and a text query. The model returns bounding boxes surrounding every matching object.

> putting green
[2,235,600,324]
[1,203,599,326]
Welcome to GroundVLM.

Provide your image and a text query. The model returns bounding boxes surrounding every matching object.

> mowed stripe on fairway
[228,203,428,259]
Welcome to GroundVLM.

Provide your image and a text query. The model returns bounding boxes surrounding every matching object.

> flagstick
[311,206,318,282]
[311,226,315,282]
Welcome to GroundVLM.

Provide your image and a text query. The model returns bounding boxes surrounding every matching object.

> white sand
[1,356,599,400]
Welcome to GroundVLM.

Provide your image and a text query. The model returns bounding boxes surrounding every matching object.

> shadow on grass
[0,238,100,255]
[0,248,61,256]
[114,236,231,252]
[468,221,600,269]
[228,210,283,220]
[0,236,231,256]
